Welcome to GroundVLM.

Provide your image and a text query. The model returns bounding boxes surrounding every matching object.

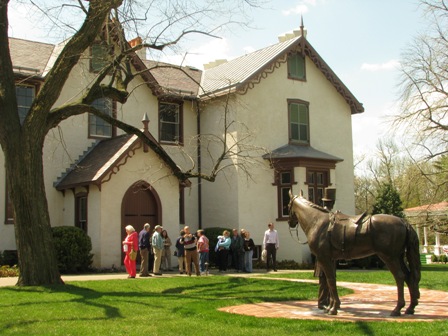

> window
[275,170,294,219]
[4,175,14,224]
[159,102,182,144]
[16,85,34,124]
[288,53,305,80]
[307,170,328,206]
[289,100,309,144]
[88,98,114,138]
[75,194,88,233]
[90,43,110,72]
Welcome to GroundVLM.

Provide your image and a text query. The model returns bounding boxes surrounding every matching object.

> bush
[440,254,448,263]
[52,226,93,274]
[202,227,232,266]
[431,254,439,263]
[0,265,19,277]
[1,250,18,267]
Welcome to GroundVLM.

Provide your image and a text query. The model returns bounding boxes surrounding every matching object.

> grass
[0,265,447,336]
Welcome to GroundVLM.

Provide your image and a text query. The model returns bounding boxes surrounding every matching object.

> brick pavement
[219,277,448,322]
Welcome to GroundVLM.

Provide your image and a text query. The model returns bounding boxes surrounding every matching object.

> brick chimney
[128,37,146,60]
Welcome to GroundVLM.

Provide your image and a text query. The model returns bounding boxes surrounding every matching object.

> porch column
[422,226,428,253]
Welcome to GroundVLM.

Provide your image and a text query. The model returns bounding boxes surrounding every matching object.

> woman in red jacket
[122,225,139,278]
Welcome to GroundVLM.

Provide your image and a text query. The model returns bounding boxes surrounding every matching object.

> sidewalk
[0,269,294,287]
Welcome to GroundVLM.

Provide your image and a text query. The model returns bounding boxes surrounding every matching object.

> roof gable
[200,36,364,114]
[55,132,190,190]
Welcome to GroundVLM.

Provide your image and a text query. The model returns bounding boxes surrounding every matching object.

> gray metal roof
[263,144,343,162]
[200,37,299,95]
[9,37,55,77]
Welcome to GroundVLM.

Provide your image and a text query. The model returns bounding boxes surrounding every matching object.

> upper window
[287,53,306,80]
[159,102,183,144]
[88,98,114,138]
[16,85,35,124]
[90,43,110,73]
[289,100,309,144]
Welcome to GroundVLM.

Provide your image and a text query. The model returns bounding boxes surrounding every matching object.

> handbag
[174,250,178,256]
[261,249,267,262]
[129,248,137,261]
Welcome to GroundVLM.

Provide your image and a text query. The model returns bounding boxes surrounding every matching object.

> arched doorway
[121,180,162,264]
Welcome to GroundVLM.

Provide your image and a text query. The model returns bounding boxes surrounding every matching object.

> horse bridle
[288,194,308,245]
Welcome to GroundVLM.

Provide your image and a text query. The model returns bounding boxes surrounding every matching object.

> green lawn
[0,265,447,336]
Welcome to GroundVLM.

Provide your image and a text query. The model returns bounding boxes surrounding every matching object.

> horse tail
[405,220,421,299]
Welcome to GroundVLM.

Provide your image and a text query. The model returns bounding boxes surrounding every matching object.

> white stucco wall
[198,52,357,263]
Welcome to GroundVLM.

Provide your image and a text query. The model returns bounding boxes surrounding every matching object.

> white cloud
[282,0,317,16]
[361,60,400,72]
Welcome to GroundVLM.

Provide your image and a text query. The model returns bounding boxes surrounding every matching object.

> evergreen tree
[372,183,405,218]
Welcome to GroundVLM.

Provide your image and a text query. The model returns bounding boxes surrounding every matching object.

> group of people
[215,222,280,273]
[122,222,280,278]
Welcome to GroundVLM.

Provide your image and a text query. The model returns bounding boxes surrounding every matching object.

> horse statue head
[287,189,301,228]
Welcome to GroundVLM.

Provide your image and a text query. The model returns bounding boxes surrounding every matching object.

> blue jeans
[199,251,209,273]
[244,250,253,272]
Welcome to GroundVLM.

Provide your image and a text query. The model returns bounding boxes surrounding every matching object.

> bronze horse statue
[288,191,421,316]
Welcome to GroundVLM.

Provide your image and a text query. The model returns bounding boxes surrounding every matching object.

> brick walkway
[219,277,448,322]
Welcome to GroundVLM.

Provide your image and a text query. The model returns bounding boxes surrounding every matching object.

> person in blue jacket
[216,230,231,272]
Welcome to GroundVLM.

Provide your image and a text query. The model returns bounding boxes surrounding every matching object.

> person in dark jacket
[230,228,244,272]
[138,223,151,277]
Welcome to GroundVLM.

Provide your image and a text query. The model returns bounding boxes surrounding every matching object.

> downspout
[196,101,202,229]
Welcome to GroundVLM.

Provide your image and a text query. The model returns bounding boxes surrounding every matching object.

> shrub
[440,254,448,263]
[431,254,439,263]
[52,226,93,274]
[1,250,18,267]
[202,227,232,266]
[0,265,19,277]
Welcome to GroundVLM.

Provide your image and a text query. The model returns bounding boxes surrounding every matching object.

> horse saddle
[328,211,369,253]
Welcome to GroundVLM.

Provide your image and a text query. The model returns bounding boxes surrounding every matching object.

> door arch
[121,180,162,264]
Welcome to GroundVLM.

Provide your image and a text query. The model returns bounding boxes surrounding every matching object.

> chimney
[129,37,146,60]
[203,59,228,70]
[277,28,307,43]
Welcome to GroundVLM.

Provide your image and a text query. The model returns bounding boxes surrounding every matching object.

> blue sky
[8,0,427,159]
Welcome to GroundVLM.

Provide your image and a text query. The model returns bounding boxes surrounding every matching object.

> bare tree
[0,0,262,285]
[396,0,448,161]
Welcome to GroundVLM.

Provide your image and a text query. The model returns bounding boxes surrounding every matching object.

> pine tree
[372,183,405,218]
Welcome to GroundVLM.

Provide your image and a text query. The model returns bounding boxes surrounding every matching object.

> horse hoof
[390,311,401,317]
[328,309,338,315]
[405,308,415,315]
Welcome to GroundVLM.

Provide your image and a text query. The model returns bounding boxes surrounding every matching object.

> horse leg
[381,256,406,316]
[321,263,340,315]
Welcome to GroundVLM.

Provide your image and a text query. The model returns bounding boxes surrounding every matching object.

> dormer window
[287,52,306,80]
[90,42,111,73]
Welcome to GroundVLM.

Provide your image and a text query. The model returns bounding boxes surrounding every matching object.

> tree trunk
[5,136,63,286]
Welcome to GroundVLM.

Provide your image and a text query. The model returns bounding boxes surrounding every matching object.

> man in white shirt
[262,222,279,272]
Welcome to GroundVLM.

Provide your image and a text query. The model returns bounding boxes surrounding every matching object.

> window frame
[75,192,88,233]
[4,175,14,225]
[288,99,310,145]
[159,101,183,145]
[287,52,306,81]
[305,169,329,207]
[90,42,112,73]
[88,98,116,139]
[274,169,296,220]
[16,85,35,125]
